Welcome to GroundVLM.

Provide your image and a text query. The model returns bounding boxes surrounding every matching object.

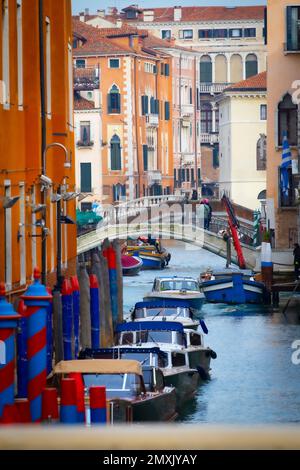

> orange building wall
[0,0,76,293]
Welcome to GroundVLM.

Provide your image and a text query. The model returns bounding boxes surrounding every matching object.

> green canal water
[123,241,300,424]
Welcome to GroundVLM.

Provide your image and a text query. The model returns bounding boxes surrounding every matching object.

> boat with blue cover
[199,270,265,304]
[130,299,199,329]
[144,277,205,313]
[125,242,171,270]
[115,321,217,405]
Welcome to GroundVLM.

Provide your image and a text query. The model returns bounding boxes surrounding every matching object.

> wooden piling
[78,263,91,350]
[113,239,124,325]
[52,289,63,365]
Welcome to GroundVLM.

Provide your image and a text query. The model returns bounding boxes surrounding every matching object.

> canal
[123,240,300,425]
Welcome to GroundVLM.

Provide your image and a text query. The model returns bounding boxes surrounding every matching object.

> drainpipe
[134,56,141,198]
[39,0,47,285]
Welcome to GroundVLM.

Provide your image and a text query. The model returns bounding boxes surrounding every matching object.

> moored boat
[53,359,177,423]
[130,299,199,329]
[125,240,171,270]
[199,270,265,304]
[144,276,205,313]
[121,255,143,276]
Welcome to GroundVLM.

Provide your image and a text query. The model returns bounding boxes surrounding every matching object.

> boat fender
[197,366,209,381]
[210,349,217,360]
[200,319,208,335]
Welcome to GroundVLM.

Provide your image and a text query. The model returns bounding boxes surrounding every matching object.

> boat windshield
[134,306,190,319]
[136,330,184,346]
[159,280,199,292]
[83,373,140,399]
[121,352,155,367]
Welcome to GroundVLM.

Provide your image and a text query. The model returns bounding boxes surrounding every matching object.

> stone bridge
[77,195,258,270]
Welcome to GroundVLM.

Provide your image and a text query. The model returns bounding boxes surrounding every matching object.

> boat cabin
[152,277,201,293]
[131,300,194,322]
[116,321,187,349]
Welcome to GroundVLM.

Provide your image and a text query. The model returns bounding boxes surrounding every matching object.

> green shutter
[80,163,92,192]
[143,145,148,171]
[165,64,170,76]
[200,62,212,83]
[165,101,170,120]
[245,60,258,79]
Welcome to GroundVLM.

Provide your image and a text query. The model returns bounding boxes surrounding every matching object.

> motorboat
[125,240,171,270]
[144,277,205,313]
[199,270,265,304]
[115,321,217,405]
[53,359,177,423]
[121,255,143,276]
[130,299,199,330]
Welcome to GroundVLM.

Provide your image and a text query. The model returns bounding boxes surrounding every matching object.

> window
[80,163,92,193]
[213,144,220,168]
[200,55,212,83]
[144,62,156,74]
[198,168,201,186]
[189,87,193,105]
[110,134,122,170]
[171,352,186,368]
[179,29,193,40]
[201,102,212,133]
[150,97,155,114]
[143,145,148,171]
[75,59,86,68]
[190,333,201,346]
[256,135,266,171]
[79,121,92,146]
[2,0,10,108]
[186,169,190,182]
[109,58,120,68]
[280,167,296,207]
[286,6,300,51]
[46,18,51,118]
[113,184,126,202]
[161,30,171,39]
[72,39,78,49]
[278,93,298,146]
[165,63,170,76]
[260,104,267,120]
[191,168,195,184]
[81,202,92,212]
[108,85,121,113]
[213,29,228,38]
[196,88,200,110]
[198,29,213,39]
[244,28,256,38]
[245,54,258,79]
[164,101,170,120]
[16,1,23,109]
[229,28,243,38]
[141,95,149,115]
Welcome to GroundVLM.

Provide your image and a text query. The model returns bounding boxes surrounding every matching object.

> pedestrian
[205,199,212,230]
[201,200,210,230]
[191,190,198,201]
[293,243,300,280]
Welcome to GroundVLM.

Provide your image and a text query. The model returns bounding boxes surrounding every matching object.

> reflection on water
[123,241,300,424]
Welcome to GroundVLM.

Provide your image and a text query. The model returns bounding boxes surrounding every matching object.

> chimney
[107,7,118,16]
[79,11,85,22]
[97,9,105,18]
[143,10,154,22]
[174,6,182,22]
[116,19,123,28]
[85,8,90,16]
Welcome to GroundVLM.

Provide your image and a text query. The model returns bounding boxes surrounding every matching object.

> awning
[54,359,142,376]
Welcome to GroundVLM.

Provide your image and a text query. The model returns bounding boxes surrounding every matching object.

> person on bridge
[201,199,212,230]
[293,243,300,280]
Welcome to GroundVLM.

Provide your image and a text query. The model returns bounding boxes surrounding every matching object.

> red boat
[121,254,143,276]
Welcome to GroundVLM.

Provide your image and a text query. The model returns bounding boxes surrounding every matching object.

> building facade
[73,21,174,203]
[218,72,267,210]
[266,0,300,249]
[0,0,76,293]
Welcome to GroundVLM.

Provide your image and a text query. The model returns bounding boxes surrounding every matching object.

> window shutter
[153,65,157,74]
[161,63,164,75]
[80,163,92,192]
[200,62,212,83]
[150,97,155,114]
[107,94,112,114]
[89,122,94,143]
[246,60,258,79]
[197,168,201,186]
[286,6,293,50]
[155,99,160,115]
[143,145,148,171]
[165,101,170,120]
[165,64,170,76]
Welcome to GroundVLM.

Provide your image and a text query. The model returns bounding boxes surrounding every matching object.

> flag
[280,132,292,197]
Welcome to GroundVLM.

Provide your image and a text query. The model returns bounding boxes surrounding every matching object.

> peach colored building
[0,0,76,294]
[266,0,300,249]
[73,21,173,203]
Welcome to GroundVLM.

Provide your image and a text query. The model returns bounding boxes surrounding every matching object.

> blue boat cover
[80,347,168,360]
[116,321,184,333]
[134,300,191,310]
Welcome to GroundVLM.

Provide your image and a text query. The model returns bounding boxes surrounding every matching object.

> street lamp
[41,143,71,285]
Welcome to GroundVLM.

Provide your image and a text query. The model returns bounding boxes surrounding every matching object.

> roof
[80,347,168,360]
[116,321,184,333]
[225,71,267,92]
[74,94,95,110]
[124,6,265,23]
[134,300,191,309]
[54,359,142,376]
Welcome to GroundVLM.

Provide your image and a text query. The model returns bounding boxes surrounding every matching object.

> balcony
[76,140,94,148]
[201,133,219,145]
[148,170,162,185]
[200,83,231,95]
[146,115,159,127]
[181,104,194,117]
[73,66,100,91]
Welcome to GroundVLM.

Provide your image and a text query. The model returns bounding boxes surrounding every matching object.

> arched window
[215,54,227,83]
[110,134,122,170]
[278,93,298,146]
[257,190,266,200]
[256,135,267,170]
[245,54,258,79]
[113,183,126,202]
[200,55,212,83]
[201,102,212,133]
[230,54,243,83]
[108,85,121,114]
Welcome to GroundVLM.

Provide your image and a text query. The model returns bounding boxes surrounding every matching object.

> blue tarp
[80,347,167,360]
[116,321,184,333]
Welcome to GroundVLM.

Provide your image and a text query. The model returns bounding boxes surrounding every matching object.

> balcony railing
[200,83,231,94]
[73,66,100,91]
[76,140,94,148]
[181,104,194,117]
[146,115,159,127]
[148,170,162,184]
[201,133,219,144]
